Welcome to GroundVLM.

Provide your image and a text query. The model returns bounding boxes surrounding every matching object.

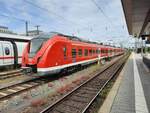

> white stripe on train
[37,53,123,72]
[37,57,104,72]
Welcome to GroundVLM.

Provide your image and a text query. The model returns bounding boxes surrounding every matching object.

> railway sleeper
[63,100,85,109]
[81,87,99,92]
[55,104,80,113]
[70,95,93,103]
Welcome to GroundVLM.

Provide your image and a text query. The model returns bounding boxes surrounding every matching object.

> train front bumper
[21,67,33,74]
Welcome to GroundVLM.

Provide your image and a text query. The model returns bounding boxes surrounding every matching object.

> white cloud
[0,0,129,45]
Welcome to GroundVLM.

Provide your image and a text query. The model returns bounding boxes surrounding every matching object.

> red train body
[22,32,124,76]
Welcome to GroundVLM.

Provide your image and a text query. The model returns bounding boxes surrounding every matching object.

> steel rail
[40,54,129,113]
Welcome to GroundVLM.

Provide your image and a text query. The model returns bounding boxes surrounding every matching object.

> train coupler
[21,67,33,75]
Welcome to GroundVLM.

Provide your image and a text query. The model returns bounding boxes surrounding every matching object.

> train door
[107,48,110,57]
[63,46,67,60]
[72,48,77,63]
[2,42,13,64]
[16,42,27,64]
[0,42,3,66]
[112,49,114,57]
[108,48,111,57]
[98,48,101,60]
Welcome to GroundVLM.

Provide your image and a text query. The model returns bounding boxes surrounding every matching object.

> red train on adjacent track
[22,32,124,76]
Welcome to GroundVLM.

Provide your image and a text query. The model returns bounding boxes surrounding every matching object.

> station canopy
[121,0,150,38]
[0,33,32,42]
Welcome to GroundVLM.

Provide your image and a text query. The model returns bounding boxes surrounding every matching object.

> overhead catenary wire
[0,0,98,36]
[0,7,75,35]
[0,12,77,36]
[23,0,95,35]
[0,0,125,39]
[0,13,30,35]
[23,0,80,26]
[0,1,68,35]
[10,6,76,29]
[90,0,118,31]
[5,5,62,27]
[0,11,40,26]
[0,13,26,22]
[7,6,49,28]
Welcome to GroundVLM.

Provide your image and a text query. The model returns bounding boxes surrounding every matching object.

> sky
[0,0,133,47]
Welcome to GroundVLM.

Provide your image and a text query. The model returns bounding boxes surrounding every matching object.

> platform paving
[109,53,150,113]
[110,54,135,113]
[135,54,150,112]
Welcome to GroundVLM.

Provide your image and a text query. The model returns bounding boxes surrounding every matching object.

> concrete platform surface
[99,53,150,113]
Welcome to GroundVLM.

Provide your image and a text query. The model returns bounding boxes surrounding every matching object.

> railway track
[0,76,52,101]
[0,69,23,80]
[40,54,129,113]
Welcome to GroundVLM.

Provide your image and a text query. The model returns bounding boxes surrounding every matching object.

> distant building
[27,30,43,36]
[0,25,16,34]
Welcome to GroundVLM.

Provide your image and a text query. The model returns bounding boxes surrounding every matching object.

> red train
[22,32,124,76]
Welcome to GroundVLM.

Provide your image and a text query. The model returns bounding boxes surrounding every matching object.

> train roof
[0,33,33,42]
[31,32,123,49]
[53,32,123,49]
[55,32,103,45]
[32,32,102,45]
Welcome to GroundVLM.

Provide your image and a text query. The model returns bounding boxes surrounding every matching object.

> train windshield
[29,33,56,57]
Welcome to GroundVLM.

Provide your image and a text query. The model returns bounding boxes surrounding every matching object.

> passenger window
[5,47,10,55]
[78,49,82,57]
[96,49,98,54]
[84,49,88,56]
[72,49,76,58]
[89,49,92,56]
[93,50,95,54]
[63,47,67,57]
[102,50,104,53]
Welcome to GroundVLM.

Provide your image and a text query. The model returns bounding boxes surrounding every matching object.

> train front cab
[35,42,101,75]
[0,41,14,70]
[21,33,67,75]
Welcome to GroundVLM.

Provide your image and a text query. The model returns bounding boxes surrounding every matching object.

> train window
[101,50,104,53]
[84,49,88,56]
[72,49,76,58]
[5,47,10,55]
[98,50,100,54]
[93,50,95,54]
[89,49,92,56]
[104,50,106,53]
[63,47,67,57]
[78,49,82,57]
[96,49,98,54]
[29,38,48,58]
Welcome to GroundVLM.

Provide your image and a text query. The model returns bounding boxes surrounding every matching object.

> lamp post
[35,25,40,35]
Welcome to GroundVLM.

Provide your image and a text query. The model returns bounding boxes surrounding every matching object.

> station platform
[99,52,150,113]
[143,54,150,69]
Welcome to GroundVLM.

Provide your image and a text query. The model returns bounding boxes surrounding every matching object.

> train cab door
[63,46,67,60]
[2,42,13,64]
[108,49,111,57]
[98,48,101,60]
[112,49,114,57]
